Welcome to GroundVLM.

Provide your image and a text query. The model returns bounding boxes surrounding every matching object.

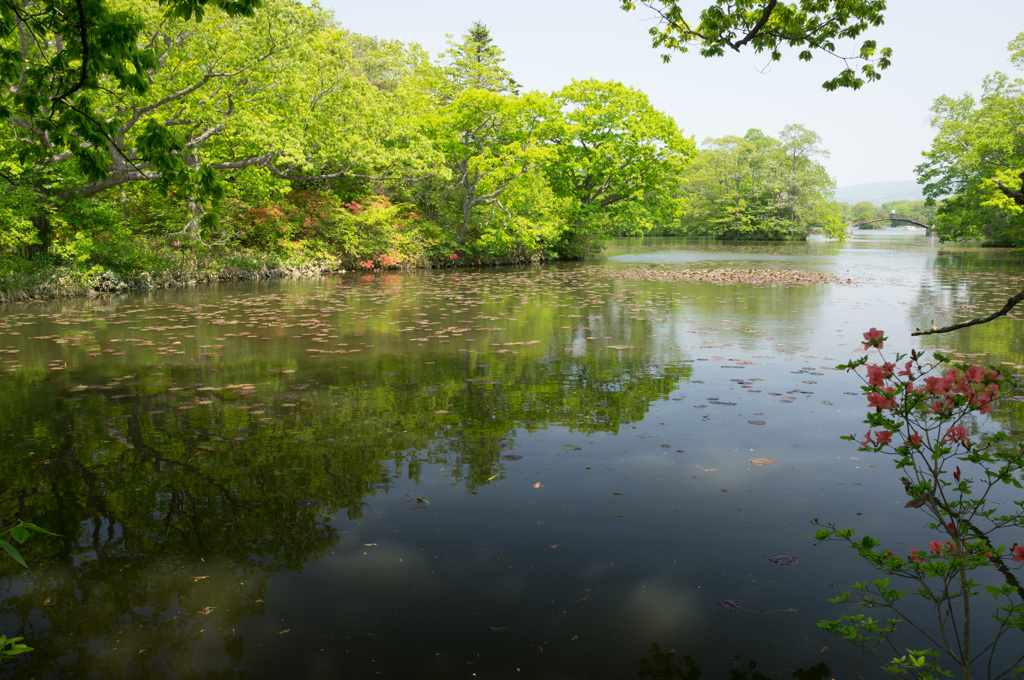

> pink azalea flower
[862,328,885,348]
[875,430,893,445]
[929,540,943,554]
[965,365,987,383]
[909,548,924,564]
[1013,545,1024,563]
[867,392,894,410]
[943,425,971,445]
[923,376,947,396]
[909,432,923,447]
[866,364,886,387]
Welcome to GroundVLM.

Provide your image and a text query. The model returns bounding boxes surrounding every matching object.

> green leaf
[0,540,27,568]
[20,523,61,537]
[9,525,29,544]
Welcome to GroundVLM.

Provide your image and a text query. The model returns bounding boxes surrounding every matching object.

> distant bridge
[849,216,932,231]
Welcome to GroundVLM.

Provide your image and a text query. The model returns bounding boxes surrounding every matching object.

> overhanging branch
[913,288,1024,336]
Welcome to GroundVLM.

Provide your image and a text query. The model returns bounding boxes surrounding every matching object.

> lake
[1,231,1023,679]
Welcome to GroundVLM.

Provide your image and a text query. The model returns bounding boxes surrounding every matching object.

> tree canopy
[668,124,843,239]
[0,0,261,183]
[917,44,1024,247]
[620,0,891,90]
[0,5,848,301]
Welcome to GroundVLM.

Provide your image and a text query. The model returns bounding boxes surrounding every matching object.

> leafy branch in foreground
[0,521,60,569]
[0,521,60,663]
[620,0,892,90]
[814,328,1024,679]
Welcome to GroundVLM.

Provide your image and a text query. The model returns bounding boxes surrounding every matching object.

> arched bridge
[849,215,932,231]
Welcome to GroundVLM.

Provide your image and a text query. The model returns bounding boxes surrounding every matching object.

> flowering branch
[813,328,1024,679]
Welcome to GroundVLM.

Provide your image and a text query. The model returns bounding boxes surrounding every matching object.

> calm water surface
[1,232,1023,679]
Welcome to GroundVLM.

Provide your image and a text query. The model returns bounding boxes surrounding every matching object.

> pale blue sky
[316,1,1022,189]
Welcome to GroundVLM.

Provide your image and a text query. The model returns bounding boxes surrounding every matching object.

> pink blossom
[953,466,961,481]
[909,432,923,447]
[943,425,971,445]
[929,540,943,554]
[875,430,893,445]
[862,328,885,348]
[965,365,987,383]
[909,548,924,564]
[867,392,895,410]
[1013,544,1024,563]
[923,376,947,396]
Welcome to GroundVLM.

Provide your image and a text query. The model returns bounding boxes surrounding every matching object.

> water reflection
[0,235,1021,678]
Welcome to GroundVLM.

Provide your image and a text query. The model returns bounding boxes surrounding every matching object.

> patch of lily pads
[609,266,854,287]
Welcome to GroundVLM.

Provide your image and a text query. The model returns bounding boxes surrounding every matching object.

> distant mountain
[835,181,924,205]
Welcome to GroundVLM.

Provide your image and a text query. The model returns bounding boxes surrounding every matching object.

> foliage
[426,87,556,242]
[437,20,519,99]
[0,521,59,569]
[918,34,1024,247]
[0,8,712,292]
[545,79,695,242]
[0,0,260,183]
[3,0,439,245]
[0,636,32,663]
[815,329,1024,679]
[676,125,843,240]
[0,186,41,263]
[619,0,891,90]
[0,520,59,664]
[461,171,568,264]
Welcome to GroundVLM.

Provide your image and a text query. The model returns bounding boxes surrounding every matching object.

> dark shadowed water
[1,231,1023,679]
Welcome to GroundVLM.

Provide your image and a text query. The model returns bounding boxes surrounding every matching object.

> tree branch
[52,0,90,102]
[912,288,1024,336]
[730,0,778,51]
[991,171,1024,206]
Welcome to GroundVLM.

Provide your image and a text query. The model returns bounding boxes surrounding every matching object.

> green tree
[851,200,881,223]
[544,79,694,246]
[0,0,261,188]
[619,0,891,91]
[421,24,554,245]
[678,126,841,239]
[439,21,518,98]
[426,88,556,244]
[2,0,438,249]
[777,124,841,235]
[917,39,1024,246]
